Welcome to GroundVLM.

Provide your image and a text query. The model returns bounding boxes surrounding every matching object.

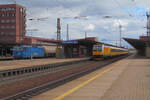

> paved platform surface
[29,55,150,100]
[0,57,13,60]
[0,58,89,71]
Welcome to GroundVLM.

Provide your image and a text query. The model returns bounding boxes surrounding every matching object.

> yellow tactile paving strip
[29,58,130,100]
[0,58,89,71]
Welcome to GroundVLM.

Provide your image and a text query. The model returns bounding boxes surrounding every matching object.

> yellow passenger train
[92,44,128,60]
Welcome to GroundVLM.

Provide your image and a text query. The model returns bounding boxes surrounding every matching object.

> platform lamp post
[119,23,122,47]
[27,17,47,60]
[26,29,38,60]
[67,24,69,41]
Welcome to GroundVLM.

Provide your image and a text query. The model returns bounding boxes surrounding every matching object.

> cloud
[84,24,95,31]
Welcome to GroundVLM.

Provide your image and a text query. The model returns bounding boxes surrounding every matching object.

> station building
[62,37,98,58]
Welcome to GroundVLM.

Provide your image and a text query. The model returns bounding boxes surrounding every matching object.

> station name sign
[62,40,78,44]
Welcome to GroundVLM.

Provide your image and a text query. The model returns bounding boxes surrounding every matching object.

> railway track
[1,55,129,100]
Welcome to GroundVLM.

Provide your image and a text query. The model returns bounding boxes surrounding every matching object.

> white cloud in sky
[113,19,128,28]
[84,24,95,31]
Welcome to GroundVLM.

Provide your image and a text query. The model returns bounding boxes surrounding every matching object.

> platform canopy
[123,38,150,50]
[124,37,150,55]
[124,38,148,49]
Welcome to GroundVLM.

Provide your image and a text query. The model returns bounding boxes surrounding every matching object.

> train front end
[92,44,103,60]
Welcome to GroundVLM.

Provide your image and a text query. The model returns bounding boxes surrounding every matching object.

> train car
[92,43,128,60]
[13,45,45,59]
[42,45,56,57]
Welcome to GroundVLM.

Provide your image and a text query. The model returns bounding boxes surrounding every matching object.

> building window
[1,20,5,23]
[20,8,24,12]
[1,32,4,35]
[1,8,6,11]
[1,26,5,29]
[1,14,5,17]
[11,26,15,29]
[6,26,10,29]
[8,13,11,16]
[1,8,16,11]
[9,32,12,35]
[12,8,16,10]
[12,13,15,16]
[11,20,15,23]
[6,20,10,23]
[8,8,11,11]
[6,8,10,11]
[6,26,9,29]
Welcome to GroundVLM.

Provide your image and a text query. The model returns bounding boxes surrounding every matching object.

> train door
[103,46,111,57]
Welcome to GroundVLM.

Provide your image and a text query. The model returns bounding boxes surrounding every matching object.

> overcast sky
[0,0,149,47]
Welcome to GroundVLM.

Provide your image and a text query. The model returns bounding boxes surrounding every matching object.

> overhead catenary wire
[111,0,134,17]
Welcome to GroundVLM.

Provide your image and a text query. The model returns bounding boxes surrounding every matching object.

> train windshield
[13,47,23,51]
[93,46,102,51]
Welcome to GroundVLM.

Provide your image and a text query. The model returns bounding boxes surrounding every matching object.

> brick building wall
[0,4,26,44]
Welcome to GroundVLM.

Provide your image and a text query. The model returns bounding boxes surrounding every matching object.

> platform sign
[62,40,78,44]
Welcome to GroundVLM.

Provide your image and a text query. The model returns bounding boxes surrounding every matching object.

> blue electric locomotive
[13,45,45,59]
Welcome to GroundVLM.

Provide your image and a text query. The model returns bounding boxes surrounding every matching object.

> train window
[93,46,98,51]
[93,46,102,51]
[13,47,23,51]
[111,48,123,52]
[98,46,102,51]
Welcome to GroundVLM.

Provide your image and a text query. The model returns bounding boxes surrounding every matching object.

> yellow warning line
[53,66,114,100]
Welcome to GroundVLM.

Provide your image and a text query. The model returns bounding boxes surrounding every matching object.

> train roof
[95,42,127,49]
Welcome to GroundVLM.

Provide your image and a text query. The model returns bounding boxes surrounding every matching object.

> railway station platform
[29,55,150,100]
[0,57,13,60]
[0,58,89,71]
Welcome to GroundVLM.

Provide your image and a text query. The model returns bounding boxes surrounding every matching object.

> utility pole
[119,24,122,47]
[30,32,33,60]
[146,11,150,37]
[67,24,69,40]
[57,18,61,47]
[115,40,118,46]
[85,32,87,39]
[56,18,62,58]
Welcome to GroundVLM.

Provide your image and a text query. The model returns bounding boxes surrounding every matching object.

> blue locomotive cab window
[13,47,23,51]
